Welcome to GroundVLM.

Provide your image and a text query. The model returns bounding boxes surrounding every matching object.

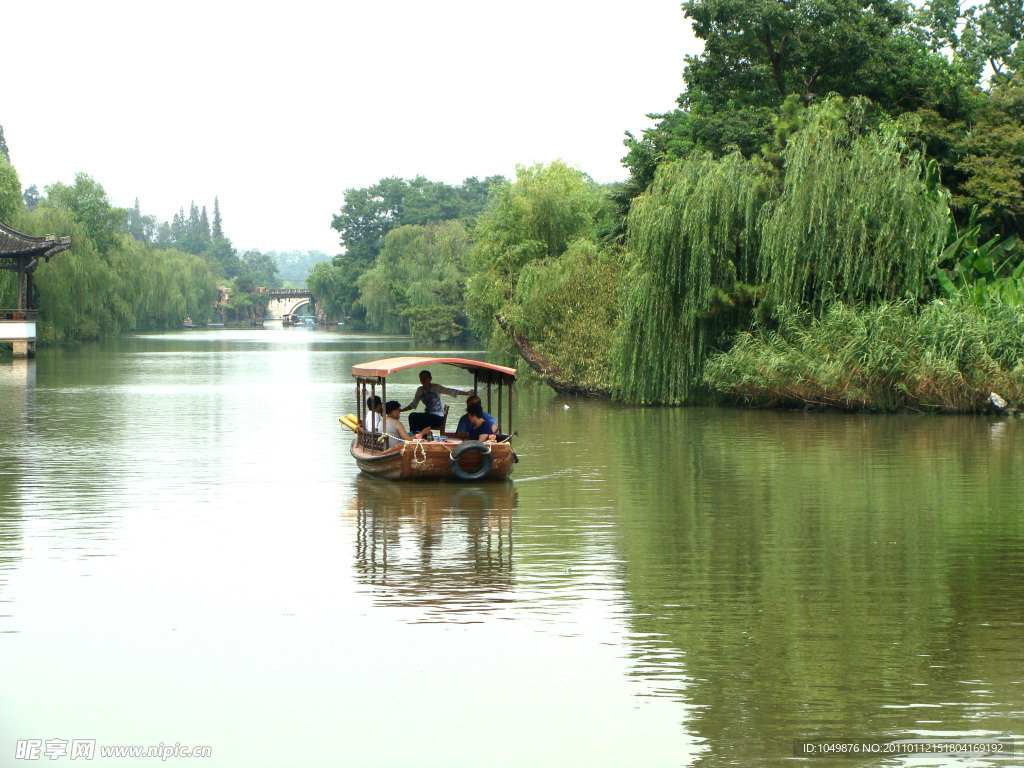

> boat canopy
[352,356,516,384]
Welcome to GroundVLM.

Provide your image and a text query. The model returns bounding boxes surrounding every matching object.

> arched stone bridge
[265,289,315,320]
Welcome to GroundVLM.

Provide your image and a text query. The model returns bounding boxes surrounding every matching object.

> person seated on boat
[401,370,472,434]
[452,394,495,439]
[364,396,384,432]
[384,400,430,446]
[464,402,499,442]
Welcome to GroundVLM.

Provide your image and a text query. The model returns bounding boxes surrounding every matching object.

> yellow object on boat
[339,415,359,432]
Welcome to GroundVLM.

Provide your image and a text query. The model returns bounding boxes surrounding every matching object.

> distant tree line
[0,167,218,340]
[0,141,286,337]
[264,250,329,288]
[308,175,506,339]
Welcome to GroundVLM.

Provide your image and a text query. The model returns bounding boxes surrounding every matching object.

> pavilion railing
[0,310,37,321]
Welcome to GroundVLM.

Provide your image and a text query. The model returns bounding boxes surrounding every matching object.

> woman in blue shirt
[464,402,498,441]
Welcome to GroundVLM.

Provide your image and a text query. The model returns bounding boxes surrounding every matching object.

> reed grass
[703,299,1024,412]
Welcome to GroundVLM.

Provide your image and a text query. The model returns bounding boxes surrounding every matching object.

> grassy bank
[703,300,1024,412]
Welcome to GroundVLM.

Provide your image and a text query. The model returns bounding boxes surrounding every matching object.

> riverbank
[501,297,1024,415]
[702,300,1024,413]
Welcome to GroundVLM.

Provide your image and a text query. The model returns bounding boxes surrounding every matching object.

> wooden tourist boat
[346,356,518,481]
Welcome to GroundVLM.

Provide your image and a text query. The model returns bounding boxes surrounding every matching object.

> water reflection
[593,409,1024,768]
[3,332,1023,767]
[348,476,517,622]
[0,361,32,633]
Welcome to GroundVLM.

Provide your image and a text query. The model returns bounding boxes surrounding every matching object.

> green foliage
[266,250,328,287]
[22,184,41,210]
[611,151,774,404]
[465,161,614,340]
[126,197,156,243]
[967,0,1024,79]
[0,156,21,222]
[15,204,217,341]
[611,100,954,404]
[704,299,1024,412]
[955,77,1024,224]
[174,202,212,256]
[44,174,127,255]
[203,236,243,281]
[331,175,504,265]
[221,279,269,326]
[241,250,281,289]
[211,197,224,240]
[624,0,976,194]
[502,240,622,392]
[931,205,1024,305]
[759,99,950,308]
[357,220,471,341]
[683,0,971,113]
[901,76,1024,238]
[307,258,364,325]
[320,175,505,327]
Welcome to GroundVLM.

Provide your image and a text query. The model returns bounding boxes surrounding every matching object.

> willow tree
[16,196,217,341]
[611,98,954,405]
[465,161,613,341]
[760,100,950,309]
[611,152,774,404]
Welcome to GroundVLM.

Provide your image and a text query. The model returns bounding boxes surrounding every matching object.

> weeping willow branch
[759,103,949,308]
[610,152,775,404]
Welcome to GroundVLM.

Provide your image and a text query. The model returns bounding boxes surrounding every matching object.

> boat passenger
[384,400,430,446]
[364,396,384,432]
[401,370,472,434]
[464,402,498,441]
[452,394,494,439]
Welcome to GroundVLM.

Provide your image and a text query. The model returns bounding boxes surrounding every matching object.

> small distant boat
[282,313,315,327]
[345,356,518,481]
[182,317,196,328]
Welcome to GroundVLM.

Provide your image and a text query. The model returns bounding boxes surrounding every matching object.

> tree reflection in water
[347,476,517,623]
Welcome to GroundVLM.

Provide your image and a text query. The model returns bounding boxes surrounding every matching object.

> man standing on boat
[401,370,472,434]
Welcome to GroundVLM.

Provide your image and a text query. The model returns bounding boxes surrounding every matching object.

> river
[0,326,1021,767]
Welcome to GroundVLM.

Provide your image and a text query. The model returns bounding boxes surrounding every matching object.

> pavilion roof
[0,221,71,260]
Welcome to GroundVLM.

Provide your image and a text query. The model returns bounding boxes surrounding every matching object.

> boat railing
[357,429,389,454]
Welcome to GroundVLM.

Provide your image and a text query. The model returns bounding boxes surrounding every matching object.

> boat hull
[350,438,515,481]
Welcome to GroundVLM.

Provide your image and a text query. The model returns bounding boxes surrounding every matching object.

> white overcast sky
[4,1,699,255]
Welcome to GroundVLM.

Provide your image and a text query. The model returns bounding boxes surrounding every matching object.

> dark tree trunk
[496,314,610,398]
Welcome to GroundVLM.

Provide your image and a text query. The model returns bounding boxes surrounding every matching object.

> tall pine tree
[212,197,224,239]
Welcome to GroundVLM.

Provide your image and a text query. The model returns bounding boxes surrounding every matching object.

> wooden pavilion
[0,220,70,357]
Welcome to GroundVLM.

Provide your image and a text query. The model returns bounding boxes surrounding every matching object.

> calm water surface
[0,327,1021,767]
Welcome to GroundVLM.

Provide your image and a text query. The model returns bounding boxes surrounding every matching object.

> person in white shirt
[363,396,383,432]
